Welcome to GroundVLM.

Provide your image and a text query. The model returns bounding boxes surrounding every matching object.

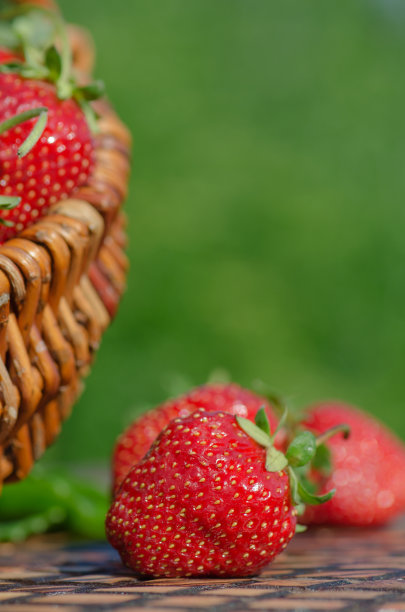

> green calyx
[0,195,21,225]
[236,407,350,512]
[0,4,104,132]
[250,380,305,431]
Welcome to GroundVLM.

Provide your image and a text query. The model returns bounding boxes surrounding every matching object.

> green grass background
[50,0,405,465]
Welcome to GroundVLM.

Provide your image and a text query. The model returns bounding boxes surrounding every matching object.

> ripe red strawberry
[106,408,335,578]
[0,4,104,241]
[302,402,405,526]
[112,383,279,495]
[0,70,94,241]
[107,410,293,578]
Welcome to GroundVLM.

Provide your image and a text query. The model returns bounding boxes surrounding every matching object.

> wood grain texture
[1,517,405,611]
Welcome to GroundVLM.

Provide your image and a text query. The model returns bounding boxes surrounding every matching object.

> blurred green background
[49,0,405,467]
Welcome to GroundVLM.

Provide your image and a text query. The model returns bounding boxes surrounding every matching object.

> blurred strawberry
[302,402,405,526]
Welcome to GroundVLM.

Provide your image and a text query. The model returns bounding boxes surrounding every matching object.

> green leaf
[312,443,332,474]
[0,195,20,209]
[0,62,48,79]
[297,471,317,495]
[77,80,105,102]
[236,416,272,448]
[265,446,288,472]
[0,61,24,73]
[0,507,67,542]
[45,44,61,80]
[18,108,48,157]
[0,106,48,136]
[79,99,100,134]
[255,406,271,436]
[297,480,335,505]
[288,466,301,505]
[286,431,317,467]
[295,524,307,533]
[0,195,20,226]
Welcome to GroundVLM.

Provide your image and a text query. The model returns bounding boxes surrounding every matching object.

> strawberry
[0,7,103,241]
[112,383,279,495]
[301,402,405,526]
[106,408,334,578]
[0,72,94,241]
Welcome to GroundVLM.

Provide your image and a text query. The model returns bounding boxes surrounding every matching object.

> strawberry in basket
[0,1,131,491]
[0,6,103,241]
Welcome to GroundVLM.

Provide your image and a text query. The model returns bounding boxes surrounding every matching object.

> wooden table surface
[1,517,405,611]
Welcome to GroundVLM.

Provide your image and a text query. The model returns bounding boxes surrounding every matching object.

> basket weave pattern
[0,2,131,486]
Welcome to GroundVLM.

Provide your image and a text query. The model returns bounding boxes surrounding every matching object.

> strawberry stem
[269,406,288,445]
[51,13,72,99]
[237,409,337,509]
[316,424,350,447]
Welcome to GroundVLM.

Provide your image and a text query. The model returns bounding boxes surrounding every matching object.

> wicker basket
[0,0,131,486]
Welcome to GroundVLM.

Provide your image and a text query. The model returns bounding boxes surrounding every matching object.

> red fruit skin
[0,73,93,241]
[106,410,296,579]
[302,402,405,526]
[112,383,279,495]
[0,49,20,64]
